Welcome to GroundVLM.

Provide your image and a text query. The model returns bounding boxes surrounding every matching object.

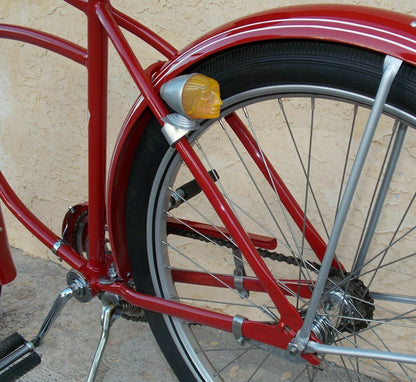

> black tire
[126,41,416,381]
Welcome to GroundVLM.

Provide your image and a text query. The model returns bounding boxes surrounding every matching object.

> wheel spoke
[278,98,331,241]
[353,122,408,275]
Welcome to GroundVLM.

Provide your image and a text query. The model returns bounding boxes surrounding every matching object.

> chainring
[62,203,89,257]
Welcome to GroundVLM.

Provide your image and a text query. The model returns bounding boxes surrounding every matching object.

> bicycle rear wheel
[126,41,416,381]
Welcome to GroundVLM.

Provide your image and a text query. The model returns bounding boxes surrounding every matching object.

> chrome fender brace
[288,56,416,367]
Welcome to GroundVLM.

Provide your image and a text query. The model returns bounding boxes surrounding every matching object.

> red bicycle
[1,1,416,381]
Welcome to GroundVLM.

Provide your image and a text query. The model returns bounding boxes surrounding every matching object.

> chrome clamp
[232,315,247,345]
[161,113,200,146]
[232,247,249,298]
[52,239,65,258]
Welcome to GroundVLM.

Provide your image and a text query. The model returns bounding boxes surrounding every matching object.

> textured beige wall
[0,0,415,261]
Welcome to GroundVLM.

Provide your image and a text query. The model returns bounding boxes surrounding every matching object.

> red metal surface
[107,98,151,278]
[104,281,234,332]
[110,6,177,59]
[100,280,319,364]
[1,1,415,354]
[0,24,87,66]
[0,171,87,272]
[171,269,313,298]
[0,203,16,285]
[97,3,169,124]
[85,0,109,272]
[158,4,416,82]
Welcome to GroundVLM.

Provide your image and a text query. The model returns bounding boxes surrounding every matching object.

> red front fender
[108,3,416,278]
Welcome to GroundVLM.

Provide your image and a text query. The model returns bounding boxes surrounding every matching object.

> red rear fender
[0,203,16,285]
[158,4,416,81]
[108,4,416,278]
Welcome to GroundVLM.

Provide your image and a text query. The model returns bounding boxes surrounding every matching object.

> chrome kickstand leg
[0,286,76,373]
[86,294,121,382]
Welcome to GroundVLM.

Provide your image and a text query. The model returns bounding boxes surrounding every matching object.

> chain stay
[167,224,375,331]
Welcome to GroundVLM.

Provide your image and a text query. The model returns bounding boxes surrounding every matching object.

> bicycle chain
[168,225,375,332]
[168,225,323,272]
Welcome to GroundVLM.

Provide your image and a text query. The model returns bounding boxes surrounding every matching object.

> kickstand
[86,294,121,382]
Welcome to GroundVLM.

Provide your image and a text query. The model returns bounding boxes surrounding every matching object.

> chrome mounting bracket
[161,113,200,146]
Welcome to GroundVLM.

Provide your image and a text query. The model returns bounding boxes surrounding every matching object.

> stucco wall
[0,0,415,261]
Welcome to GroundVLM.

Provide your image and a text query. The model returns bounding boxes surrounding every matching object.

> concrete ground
[0,248,178,382]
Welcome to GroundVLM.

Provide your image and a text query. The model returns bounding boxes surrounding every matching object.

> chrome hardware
[66,269,93,303]
[232,317,308,363]
[310,314,335,345]
[0,284,77,372]
[87,293,134,381]
[288,337,305,356]
[52,239,65,255]
[322,287,355,331]
[100,292,122,314]
[87,297,119,382]
[232,315,247,345]
[233,275,248,298]
[295,55,403,347]
[98,263,122,285]
[306,341,416,364]
[160,74,194,116]
[232,247,249,298]
[260,305,279,322]
[33,286,76,347]
[161,113,199,146]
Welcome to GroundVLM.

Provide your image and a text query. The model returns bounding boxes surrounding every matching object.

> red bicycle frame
[1,0,416,356]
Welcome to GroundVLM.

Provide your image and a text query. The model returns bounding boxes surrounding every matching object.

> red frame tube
[0,172,87,271]
[0,0,173,277]
[171,269,314,298]
[110,6,177,59]
[101,280,319,364]
[174,138,304,331]
[167,217,278,250]
[0,24,87,65]
[0,0,173,278]
[96,2,169,124]
[225,113,344,270]
[86,0,109,271]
